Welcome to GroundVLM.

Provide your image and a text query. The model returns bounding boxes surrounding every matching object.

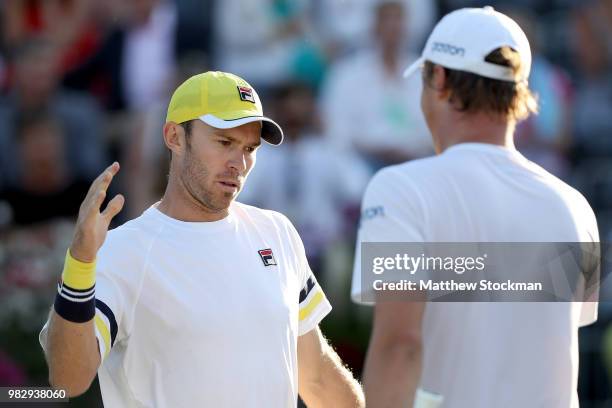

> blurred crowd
[0,0,611,406]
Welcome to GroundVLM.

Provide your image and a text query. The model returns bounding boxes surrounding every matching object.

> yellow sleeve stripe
[299,291,324,322]
[94,314,111,359]
[62,250,96,290]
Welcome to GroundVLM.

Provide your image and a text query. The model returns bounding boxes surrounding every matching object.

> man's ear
[431,65,451,101]
[163,122,186,156]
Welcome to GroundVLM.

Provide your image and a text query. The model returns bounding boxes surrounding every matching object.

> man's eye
[246,146,256,153]
[218,140,231,146]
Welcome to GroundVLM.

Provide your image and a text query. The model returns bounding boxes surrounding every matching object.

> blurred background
[0,0,611,406]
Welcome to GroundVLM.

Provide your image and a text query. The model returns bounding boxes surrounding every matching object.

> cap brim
[403,57,424,79]
[199,114,284,145]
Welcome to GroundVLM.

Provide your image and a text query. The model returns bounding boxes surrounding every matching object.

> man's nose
[227,149,247,173]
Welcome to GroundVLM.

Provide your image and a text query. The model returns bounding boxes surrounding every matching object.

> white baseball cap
[403,6,531,83]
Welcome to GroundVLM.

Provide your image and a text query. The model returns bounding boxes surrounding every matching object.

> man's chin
[216,192,236,208]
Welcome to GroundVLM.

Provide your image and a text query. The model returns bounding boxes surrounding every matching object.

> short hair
[179,120,194,138]
[177,120,194,151]
[165,120,195,156]
[423,46,538,122]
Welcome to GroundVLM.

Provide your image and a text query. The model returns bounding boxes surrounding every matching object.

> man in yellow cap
[39,71,365,407]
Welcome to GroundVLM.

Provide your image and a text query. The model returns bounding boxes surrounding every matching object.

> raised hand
[70,162,125,263]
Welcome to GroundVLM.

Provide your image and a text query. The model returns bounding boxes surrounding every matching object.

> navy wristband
[53,282,96,323]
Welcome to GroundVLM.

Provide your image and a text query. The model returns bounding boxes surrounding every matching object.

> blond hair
[423,46,538,122]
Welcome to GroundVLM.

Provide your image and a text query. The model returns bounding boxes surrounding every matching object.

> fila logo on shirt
[237,86,256,103]
[258,248,277,266]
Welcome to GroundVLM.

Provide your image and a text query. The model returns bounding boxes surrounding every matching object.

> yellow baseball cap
[166,71,284,145]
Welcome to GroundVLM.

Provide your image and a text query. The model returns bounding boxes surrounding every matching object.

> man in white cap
[352,7,598,408]
[39,71,365,407]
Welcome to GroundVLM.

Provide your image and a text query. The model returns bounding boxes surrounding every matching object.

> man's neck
[434,112,516,154]
[157,177,229,222]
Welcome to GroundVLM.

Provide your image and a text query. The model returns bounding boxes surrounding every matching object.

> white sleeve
[284,216,332,335]
[351,167,427,304]
[579,302,598,327]
[39,230,144,364]
[579,205,600,327]
[94,227,153,362]
[93,247,135,363]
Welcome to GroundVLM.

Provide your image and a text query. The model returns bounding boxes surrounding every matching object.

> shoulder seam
[123,222,167,338]
[117,221,165,406]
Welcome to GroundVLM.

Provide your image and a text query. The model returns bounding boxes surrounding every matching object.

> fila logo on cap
[237,86,256,103]
[258,248,277,266]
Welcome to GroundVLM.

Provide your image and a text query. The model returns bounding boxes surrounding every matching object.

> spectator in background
[571,0,612,156]
[240,81,371,272]
[569,0,612,241]
[120,0,177,112]
[321,0,432,171]
[507,8,573,179]
[0,37,106,189]
[63,0,178,112]
[213,0,326,89]
[1,0,100,75]
[438,0,553,15]
[61,0,180,218]
[314,0,436,57]
[173,0,214,61]
[0,112,90,226]
[0,53,6,90]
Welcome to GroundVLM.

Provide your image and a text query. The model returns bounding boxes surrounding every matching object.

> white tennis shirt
[41,202,331,407]
[352,143,599,408]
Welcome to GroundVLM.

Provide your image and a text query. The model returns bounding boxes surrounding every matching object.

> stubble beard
[181,148,235,214]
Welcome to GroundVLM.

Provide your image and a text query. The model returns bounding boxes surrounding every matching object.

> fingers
[98,162,120,194]
[101,194,125,222]
[83,162,121,213]
[93,189,107,209]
